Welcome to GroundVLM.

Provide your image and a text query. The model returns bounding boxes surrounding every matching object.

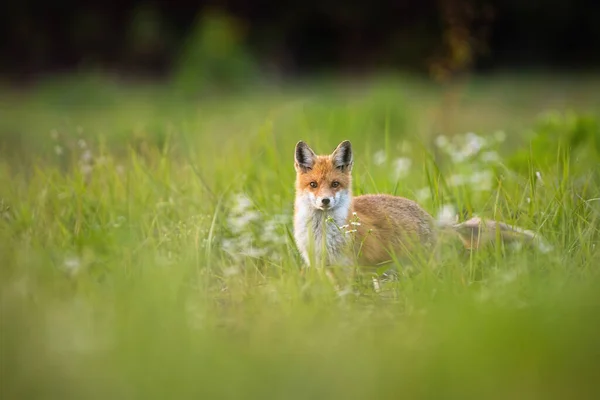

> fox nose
[321,198,331,205]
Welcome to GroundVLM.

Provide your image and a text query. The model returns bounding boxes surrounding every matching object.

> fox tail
[436,208,552,253]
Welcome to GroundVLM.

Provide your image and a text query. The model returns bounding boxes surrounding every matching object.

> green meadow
[1,73,600,399]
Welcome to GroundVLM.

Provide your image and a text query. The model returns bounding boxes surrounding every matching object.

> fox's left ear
[331,140,353,172]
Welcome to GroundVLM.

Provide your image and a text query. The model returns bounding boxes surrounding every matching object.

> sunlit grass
[1,74,599,399]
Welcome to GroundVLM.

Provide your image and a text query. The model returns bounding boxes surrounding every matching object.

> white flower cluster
[372,141,414,181]
[435,131,505,164]
[437,131,505,193]
[334,212,362,235]
[50,127,108,178]
[221,192,290,262]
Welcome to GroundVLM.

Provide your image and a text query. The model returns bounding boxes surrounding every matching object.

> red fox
[293,140,550,268]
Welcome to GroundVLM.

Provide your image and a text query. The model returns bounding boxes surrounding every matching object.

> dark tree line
[1,0,599,80]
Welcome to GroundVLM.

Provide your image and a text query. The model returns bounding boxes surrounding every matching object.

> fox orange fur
[293,140,549,267]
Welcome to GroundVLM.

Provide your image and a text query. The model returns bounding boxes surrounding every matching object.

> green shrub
[172,10,259,95]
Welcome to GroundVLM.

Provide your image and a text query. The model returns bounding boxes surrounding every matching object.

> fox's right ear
[295,141,317,172]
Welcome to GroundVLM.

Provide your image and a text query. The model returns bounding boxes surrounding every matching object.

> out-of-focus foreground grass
[1,73,600,399]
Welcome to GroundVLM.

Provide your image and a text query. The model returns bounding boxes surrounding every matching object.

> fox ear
[331,140,353,172]
[295,141,317,172]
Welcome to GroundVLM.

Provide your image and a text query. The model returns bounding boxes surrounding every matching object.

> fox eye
[309,181,318,188]
[331,181,340,188]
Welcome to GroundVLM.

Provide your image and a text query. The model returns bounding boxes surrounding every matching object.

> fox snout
[307,193,334,210]
[315,195,333,209]
[312,191,351,211]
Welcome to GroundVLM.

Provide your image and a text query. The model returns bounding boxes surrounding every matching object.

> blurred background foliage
[172,10,258,94]
[1,0,599,86]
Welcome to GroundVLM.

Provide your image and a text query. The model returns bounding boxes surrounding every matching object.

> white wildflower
[81,150,93,163]
[449,174,467,186]
[415,187,431,202]
[232,194,253,214]
[350,222,361,226]
[236,234,253,251]
[373,150,387,166]
[263,220,285,244]
[54,145,63,155]
[481,151,500,163]
[78,139,87,149]
[535,171,544,186]
[392,157,412,179]
[222,239,234,252]
[222,192,290,262]
[464,132,486,157]
[345,229,358,234]
[435,135,449,148]
[436,204,457,225]
[63,256,82,274]
[470,170,494,191]
[450,150,466,164]
[243,247,267,258]
[227,211,260,233]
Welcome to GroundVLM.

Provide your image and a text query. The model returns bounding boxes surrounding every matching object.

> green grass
[1,73,600,399]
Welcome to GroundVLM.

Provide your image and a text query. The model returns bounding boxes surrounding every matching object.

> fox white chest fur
[292,140,357,267]
[293,190,352,266]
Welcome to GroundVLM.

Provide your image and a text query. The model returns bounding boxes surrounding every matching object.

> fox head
[294,140,353,211]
